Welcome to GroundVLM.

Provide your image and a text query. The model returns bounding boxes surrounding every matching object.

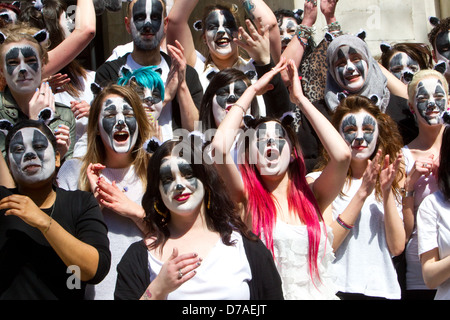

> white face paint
[8,127,55,185]
[130,0,165,51]
[98,96,139,154]
[339,111,379,160]
[141,86,163,120]
[388,52,420,84]
[59,11,74,39]
[333,45,368,93]
[204,9,239,59]
[435,30,450,77]
[278,17,298,53]
[159,156,205,215]
[0,8,17,24]
[2,42,42,94]
[250,121,292,176]
[212,80,248,127]
[413,77,448,126]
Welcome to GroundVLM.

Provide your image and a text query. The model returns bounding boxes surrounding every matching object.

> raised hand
[54,124,71,159]
[234,18,271,66]
[142,247,202,299]
[380,153,403,195]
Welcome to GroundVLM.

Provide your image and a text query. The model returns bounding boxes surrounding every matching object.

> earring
[207,190,211,210]
[154,200,167,219]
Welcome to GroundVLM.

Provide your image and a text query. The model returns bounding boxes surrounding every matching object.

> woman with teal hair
[117,65,174,141]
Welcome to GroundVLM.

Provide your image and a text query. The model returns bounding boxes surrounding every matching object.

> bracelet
[231,103,246,116]
[336,215,353,230]
[44,217,53,234]
[324,21,343,36]
[296,24,315,45]
[401,188,415,198]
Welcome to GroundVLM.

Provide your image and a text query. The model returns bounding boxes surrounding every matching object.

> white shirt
[417,190,450,300]
[308,171,403,299]
[57,159,144,300]
[147,231,252,300]
[402,146,438,290]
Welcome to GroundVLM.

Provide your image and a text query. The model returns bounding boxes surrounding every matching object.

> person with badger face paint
[400,70,450,300]
[57,84,153,300]
[166,0,280,117]
[212,59,351,299]
[428,17,450,86]
[325,33,419,146]
[0,119,111,299]
[308,94,406,300]
[95,0,203,135]
[379,42,433,85]
[0,23,75,161]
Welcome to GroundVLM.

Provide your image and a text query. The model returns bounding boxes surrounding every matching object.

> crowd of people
[0,0,450,301]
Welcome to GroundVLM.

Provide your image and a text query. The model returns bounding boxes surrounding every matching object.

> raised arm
[239,0,281,63]
[211,58,288,203]
[42,0,96,78]
[165,0,199,68]
[287,60,350,212]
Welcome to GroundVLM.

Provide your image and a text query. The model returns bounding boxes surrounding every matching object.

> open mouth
[265,148,280,161]
[113,131,129,143]
[215,37,231,47]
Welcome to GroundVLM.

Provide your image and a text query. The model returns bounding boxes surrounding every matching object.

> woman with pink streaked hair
[212,58,351,299]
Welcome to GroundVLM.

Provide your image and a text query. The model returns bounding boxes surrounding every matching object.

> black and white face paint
[59,11,74,39]
[159,156,205,215]
[204,9,239,58]
[8,127,55,185]
[278,17,298,53]
[0,8,17,24]
[130,0,164,51]
[339,111,379,160]
[435,30,450,77]
[333,45,368,93]
[212,80,247,126]
[2,42,41,94]
[251,121,292,176]
[98,96,139,153]
[140,86,163,120]
[389,52,419,84]
[414,77,448,126]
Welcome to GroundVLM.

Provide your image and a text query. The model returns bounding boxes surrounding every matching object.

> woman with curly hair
[114,137,283,300]
[308,94,406,299]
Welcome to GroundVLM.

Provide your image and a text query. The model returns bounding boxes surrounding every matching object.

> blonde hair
[79,84,153,191]
[407,69,449,106]
[0,22,49,65]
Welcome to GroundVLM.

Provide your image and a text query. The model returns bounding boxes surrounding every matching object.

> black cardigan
[114,235,284,300]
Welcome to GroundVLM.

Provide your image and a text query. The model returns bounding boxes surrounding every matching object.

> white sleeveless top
[269,219,338,300]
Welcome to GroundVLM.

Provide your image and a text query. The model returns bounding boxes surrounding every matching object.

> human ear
[55,151,61,168]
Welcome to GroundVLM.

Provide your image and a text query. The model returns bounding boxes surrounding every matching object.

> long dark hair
[199,68,257,131]
[438,126,450,201]
[142,137,255,252]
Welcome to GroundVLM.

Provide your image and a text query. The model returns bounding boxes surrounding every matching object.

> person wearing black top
[0,120,110,299]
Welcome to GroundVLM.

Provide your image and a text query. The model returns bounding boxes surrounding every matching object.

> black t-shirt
[0,186,111,300]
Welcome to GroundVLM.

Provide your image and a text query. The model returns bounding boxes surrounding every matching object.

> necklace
[43,192,56,234]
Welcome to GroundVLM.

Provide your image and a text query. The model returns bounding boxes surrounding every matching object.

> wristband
[336,215,353,230]
[231,103,246,116]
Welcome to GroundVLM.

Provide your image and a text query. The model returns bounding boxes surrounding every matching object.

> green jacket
[0,87,76,160]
